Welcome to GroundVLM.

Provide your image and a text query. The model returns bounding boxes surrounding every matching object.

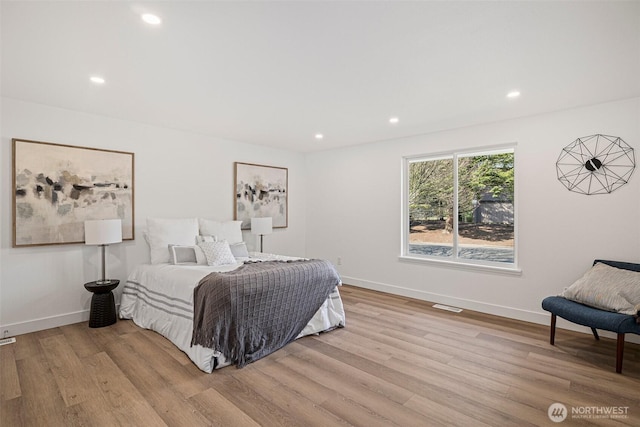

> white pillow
[198,219,243,244]
[561,262,640,315]
[146,218,199,264]
[196,235,217,243]
[197,241,238,266]
[168,244,207,265]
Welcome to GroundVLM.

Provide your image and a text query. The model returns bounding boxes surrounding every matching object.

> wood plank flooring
[2,285,639,426]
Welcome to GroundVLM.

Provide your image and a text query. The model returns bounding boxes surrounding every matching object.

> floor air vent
[0,337,16,346]
[432,304,463,313]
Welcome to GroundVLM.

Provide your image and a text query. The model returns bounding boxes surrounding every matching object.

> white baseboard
[341,275,640,344]
[1,301,125,337]
[0,310,90,338]
[3,282,639,346]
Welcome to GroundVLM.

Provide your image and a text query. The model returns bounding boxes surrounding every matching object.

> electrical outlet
[337,257,342,266]
[2,330,8,339]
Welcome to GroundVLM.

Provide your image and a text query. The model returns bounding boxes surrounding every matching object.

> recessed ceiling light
[90,76,105,84]
[315,134,324,140]
[507,91,521,98]
[142,13,162,25]
[389,117,399,124]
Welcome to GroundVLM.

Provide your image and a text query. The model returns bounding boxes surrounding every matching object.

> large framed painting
[234,162,288,229]
[12,139,134,247]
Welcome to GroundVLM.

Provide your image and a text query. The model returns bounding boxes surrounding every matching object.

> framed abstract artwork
[12,139,134,247]
[234,162,288,229]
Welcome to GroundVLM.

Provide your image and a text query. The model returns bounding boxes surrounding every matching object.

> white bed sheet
[119,254,346,373]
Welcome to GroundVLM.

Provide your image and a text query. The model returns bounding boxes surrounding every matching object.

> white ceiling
[2,1,639,152]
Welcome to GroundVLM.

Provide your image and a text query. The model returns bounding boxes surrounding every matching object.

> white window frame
[400,143,520,275]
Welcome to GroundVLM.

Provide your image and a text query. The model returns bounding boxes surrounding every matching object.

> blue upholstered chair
[541,259,640,374]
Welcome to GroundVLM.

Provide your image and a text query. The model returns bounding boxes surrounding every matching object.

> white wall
[305,97,640,338]
[0,98,307,336]
[2,97,639,340]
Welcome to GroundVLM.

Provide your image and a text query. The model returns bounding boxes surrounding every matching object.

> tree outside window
[405,147,515,266]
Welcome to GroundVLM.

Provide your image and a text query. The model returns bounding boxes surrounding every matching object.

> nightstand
[84,280,119,328]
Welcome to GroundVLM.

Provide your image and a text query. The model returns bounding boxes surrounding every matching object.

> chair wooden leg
[550,314,556,345]
[591,328,600,340]
[616,334,625,374]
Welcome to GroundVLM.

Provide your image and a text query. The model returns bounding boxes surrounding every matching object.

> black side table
[84,280,119,328]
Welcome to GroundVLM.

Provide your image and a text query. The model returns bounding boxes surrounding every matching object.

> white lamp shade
[84,219,123,245]
[251,217,273,235]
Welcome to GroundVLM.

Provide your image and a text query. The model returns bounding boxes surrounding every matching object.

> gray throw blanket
[191,259,341,368]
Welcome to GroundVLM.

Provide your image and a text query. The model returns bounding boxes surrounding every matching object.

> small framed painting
[12,139,134,247]
[234,162,288,229]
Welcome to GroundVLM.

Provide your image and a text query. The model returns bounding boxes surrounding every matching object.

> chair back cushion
[561,260,640,315]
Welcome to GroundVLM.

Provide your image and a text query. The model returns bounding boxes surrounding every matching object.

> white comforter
[119,254,346,372]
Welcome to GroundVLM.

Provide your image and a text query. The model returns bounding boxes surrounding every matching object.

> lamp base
[95,279,116,285]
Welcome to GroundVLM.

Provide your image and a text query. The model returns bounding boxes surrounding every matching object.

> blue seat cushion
[542,296,640,335]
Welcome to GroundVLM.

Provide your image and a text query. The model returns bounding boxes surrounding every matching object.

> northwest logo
[548,403,568,423]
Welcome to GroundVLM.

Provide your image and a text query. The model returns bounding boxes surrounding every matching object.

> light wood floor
[2,285,639,426]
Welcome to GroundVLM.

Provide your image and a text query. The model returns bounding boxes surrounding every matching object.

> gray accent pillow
[561,262,640,315]
[230,242,249,258]
[168,244,207,265]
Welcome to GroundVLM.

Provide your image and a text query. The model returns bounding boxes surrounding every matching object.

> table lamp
[251,217,272,252]
[84,219,122,284]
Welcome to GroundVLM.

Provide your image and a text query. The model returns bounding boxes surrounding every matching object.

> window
[402,145,517,270]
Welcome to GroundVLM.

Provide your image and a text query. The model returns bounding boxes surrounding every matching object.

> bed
[119,218,345,373]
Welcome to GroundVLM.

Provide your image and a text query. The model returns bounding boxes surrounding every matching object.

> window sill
[398,255,522,276]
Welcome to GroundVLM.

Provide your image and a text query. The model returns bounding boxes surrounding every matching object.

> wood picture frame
[12,139,134,247]
[234,162,288,230]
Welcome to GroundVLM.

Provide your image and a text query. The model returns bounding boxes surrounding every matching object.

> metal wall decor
[556,134,635,195]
